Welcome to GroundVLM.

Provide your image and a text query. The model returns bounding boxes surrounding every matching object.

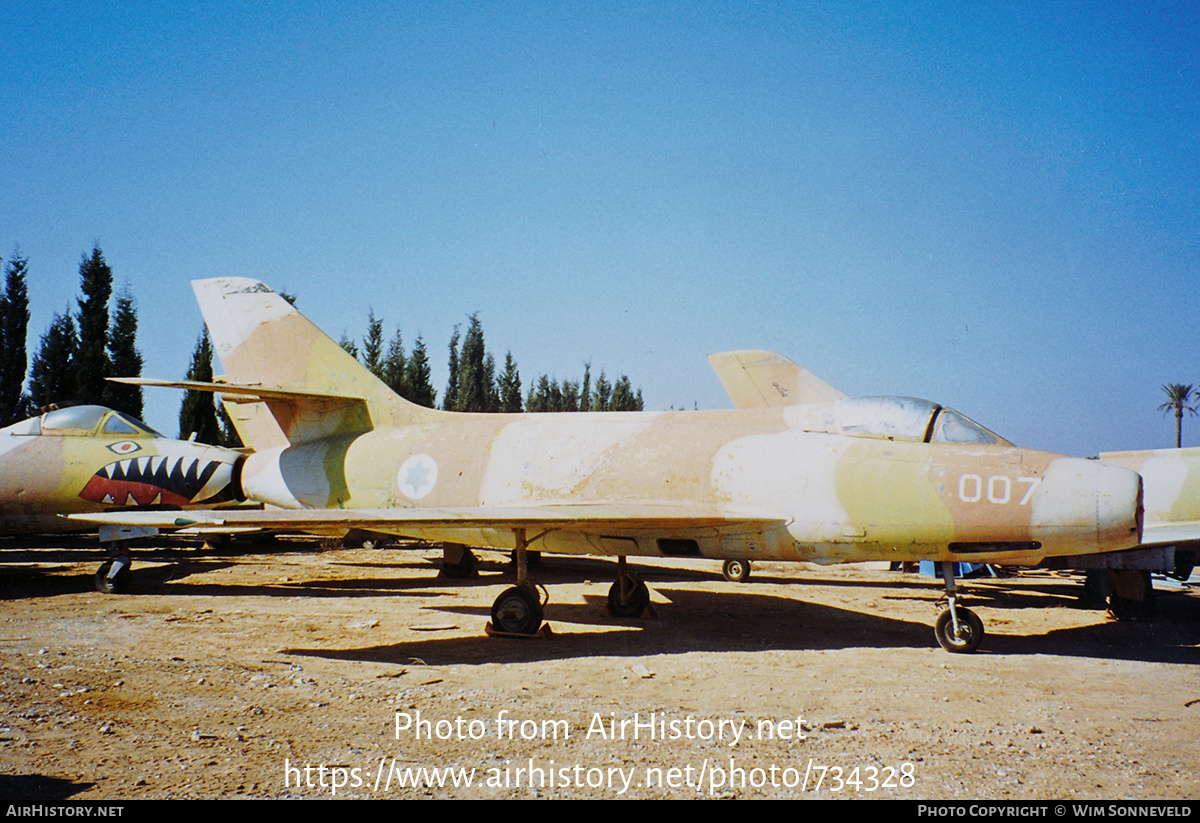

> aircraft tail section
[708,350,847,409]
[192,278,440,446]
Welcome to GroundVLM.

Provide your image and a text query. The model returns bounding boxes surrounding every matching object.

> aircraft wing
[69,503,786,539]
[1137,522,1200,548]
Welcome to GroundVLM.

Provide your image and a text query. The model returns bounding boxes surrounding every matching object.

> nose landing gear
[933,561,985,653]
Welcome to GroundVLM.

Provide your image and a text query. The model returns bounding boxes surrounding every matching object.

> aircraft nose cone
[1032,457,1142,553]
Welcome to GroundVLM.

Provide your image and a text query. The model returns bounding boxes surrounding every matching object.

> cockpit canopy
[790,396,1009,445]
[5,405,165,438]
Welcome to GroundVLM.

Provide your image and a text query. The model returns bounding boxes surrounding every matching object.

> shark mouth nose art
[80,455,239,507]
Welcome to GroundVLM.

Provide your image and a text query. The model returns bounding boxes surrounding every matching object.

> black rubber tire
[442,547,477,578]
[722,559,751,583]
[491,585,543,634]
[607,574,650,618]
[934,607,984,653]
[94,560,131,595]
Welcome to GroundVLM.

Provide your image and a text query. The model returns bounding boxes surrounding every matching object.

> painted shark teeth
[82,454,238,507]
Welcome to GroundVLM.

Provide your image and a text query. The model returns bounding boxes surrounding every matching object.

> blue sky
[2,1,1198,455]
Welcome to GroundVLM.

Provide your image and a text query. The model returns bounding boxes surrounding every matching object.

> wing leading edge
[69,504,788,556]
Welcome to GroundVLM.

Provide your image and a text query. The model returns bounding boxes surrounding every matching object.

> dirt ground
[0,535,1197,800]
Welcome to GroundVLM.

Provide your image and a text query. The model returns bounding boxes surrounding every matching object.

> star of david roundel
[397,453,438,500]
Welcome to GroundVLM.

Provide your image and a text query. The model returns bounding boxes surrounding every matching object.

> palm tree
[1158,383,1197,448]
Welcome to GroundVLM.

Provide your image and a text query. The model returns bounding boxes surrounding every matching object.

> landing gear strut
[95,543,132,594]
[488,528,547,636]
[933,561,984,653]
[607,556,650,618]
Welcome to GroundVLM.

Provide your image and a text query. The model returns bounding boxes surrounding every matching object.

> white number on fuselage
[957,474,1040,505]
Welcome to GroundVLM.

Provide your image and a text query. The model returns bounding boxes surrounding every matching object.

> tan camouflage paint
[0,406,244,534]
[710,348,1198,555]
[101,279,1142,567]
[1098,447,1200,541]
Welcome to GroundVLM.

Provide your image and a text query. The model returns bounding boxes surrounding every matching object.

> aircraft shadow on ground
[280,576,1200,667]
[0,774,94,802]
[3,545,1195,664]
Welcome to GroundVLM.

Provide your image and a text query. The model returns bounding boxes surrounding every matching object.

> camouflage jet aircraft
[90,278,1145,652]
[709,350,1200,598]
[1091,447,1199,580]
[0,404,245,592]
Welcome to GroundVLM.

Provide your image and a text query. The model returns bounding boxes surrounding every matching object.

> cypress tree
[105,287,144,419]
[499,351,522,412]
[337,332,359,360]
[0,251,30,423]
[483,352,499,412]
[561,379,580,412]
[592,370,611,411]
[178,331,222,445]
[74,246,113,405]
[444,325,460,411]
[363,309,385,379]
[580,362,592,413]
[610,375,635,411]
[383,326,406,396]
[456,314,489,412]
[405,335,436,408]
[29,312,78,408]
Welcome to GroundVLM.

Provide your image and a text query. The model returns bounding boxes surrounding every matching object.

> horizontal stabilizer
[110,377,364,405]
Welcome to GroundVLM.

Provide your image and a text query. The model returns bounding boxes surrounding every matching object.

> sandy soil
[1,536,1197,800]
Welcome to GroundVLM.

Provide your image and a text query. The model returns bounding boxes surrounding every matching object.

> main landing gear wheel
[934,607,984,653]
[607,573,650,618]
[1105,570,1154,621]
[441,547,477,579]
[95,559,131,594]
[491,585,544,635]
[722,559,751,583]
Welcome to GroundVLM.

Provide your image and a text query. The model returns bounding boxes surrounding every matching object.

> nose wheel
[722,559,751,583]
[933,561,985,653]
[934,605,983,653]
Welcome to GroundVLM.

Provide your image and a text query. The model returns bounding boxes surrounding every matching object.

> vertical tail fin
[193,278,439,446]
[707,350,847,409]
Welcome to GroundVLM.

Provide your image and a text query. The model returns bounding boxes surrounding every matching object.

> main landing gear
[488,529,548,636]
[490,581,544,635]
[486,531,652,636]
[608,556,650,618]
[441,544,478,578]
[933,561,985,653]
